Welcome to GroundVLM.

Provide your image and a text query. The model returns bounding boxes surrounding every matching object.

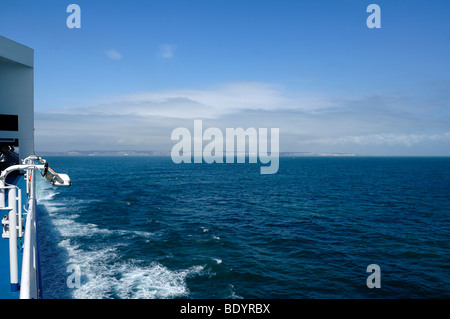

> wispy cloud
[42,82,296,119]
[104,49,123,60]
[299,132,450,147]
[157,44,176,59]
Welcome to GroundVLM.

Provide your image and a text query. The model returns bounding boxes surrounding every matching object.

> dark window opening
[0,114,19,131]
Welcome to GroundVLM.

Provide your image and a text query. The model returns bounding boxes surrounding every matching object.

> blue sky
[1,0,450,155]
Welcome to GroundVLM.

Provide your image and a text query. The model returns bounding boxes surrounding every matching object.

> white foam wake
[73,262,205,299]
[36,178,206,299]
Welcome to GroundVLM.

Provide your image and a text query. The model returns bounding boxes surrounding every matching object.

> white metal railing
[20,195,38,299]
[0,155,71,299]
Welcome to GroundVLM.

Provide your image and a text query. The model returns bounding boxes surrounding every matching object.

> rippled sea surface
[36,157,450,299]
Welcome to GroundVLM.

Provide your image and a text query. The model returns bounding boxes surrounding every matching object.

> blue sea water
[36,156,450,299]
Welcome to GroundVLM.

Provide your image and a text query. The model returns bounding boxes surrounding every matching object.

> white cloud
[157,44,176,59]
[104,49,123,60]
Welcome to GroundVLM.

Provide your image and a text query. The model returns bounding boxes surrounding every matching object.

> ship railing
[0,155,71,299]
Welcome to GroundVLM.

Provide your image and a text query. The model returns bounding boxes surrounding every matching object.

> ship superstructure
[0,36,71,299]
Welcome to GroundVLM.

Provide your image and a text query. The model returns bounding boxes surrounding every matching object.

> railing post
[8,187,19,292]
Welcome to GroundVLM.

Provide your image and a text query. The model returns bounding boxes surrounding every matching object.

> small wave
[114,263,205,299]
[114,229,155,239]
[52,219,109,238]
[228,285,243,299]
[36,179,58,200]
[44,211,155,240]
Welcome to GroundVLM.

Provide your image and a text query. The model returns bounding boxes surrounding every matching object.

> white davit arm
[45,166,72,186]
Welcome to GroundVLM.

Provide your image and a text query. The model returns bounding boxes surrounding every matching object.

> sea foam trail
[36,179,206,299]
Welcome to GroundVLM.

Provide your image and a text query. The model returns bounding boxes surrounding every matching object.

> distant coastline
[37,150,450,157]
[37,150,357,157]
